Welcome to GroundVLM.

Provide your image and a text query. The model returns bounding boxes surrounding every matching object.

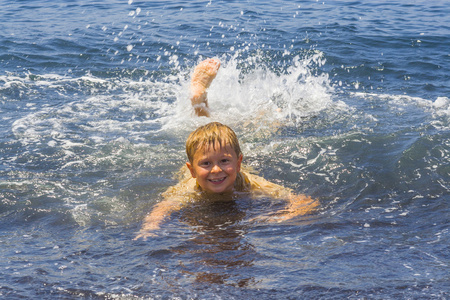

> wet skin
[186,145,243,194]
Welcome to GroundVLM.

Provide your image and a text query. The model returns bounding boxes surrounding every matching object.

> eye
[221,158,230,164]
[200,161,211,167]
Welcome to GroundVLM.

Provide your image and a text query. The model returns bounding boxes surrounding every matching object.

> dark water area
[1,0,449,299]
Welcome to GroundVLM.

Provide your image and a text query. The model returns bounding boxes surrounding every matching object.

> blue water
[1,0,449,298]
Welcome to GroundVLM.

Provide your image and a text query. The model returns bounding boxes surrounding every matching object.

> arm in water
[134,196,184,240]
[246,172,319,222]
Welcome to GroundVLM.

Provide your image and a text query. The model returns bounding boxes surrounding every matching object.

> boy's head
[186,122,242,164]
[185,122,243,194]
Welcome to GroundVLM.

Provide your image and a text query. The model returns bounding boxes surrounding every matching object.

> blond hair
[186,122,242,163]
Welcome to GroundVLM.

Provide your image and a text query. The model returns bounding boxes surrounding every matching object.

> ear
[237,154,243,173]
[186,162,196,178]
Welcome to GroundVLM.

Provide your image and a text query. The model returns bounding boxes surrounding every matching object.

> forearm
[135,198,183,239]
[190,93,210,117]
[139,208,166,232]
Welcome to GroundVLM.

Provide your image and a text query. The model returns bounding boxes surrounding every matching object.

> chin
[205,184,233,194]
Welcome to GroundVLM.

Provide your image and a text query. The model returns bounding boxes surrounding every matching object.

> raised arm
[190,58,220,117]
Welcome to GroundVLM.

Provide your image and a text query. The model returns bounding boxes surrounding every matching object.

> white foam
[163,52,335,133]
[354,92,449,116]
[432,97,450,116]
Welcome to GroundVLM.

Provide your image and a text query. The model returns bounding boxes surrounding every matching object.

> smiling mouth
[208,177,226,184]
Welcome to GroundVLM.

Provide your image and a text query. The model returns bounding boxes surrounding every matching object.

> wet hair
[186,122,242,163]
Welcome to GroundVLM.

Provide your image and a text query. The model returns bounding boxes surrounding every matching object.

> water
[1,0,449,298]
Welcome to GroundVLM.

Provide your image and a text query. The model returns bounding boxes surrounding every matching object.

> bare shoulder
[243,171,293,198]
[162,166,197,199]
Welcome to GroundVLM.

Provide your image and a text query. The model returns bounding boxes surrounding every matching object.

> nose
[211,164,222,173]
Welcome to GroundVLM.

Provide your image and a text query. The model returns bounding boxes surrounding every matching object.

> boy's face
[186,144,243,194]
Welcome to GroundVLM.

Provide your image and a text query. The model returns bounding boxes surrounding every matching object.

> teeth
[210,178,225,182]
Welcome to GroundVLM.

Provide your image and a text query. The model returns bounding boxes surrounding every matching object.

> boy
[135,59,318,240]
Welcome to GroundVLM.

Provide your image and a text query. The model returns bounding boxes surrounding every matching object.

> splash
[163,51,335,133]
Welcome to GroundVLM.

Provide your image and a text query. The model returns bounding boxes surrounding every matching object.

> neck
[197,189,237,203]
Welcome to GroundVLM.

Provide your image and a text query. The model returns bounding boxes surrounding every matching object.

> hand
[133,230,158,241]
[285,194,319,214]
[250,213,291,223]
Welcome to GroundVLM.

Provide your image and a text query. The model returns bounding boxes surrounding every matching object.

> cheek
[226,164,239,175]
[196,168,210,178]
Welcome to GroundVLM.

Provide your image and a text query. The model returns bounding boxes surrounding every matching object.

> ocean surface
[1,0,449,298]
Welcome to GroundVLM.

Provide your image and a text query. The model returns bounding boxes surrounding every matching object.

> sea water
[0,0,449,298]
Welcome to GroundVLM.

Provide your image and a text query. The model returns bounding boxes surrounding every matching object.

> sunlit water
[1,0,449,298]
